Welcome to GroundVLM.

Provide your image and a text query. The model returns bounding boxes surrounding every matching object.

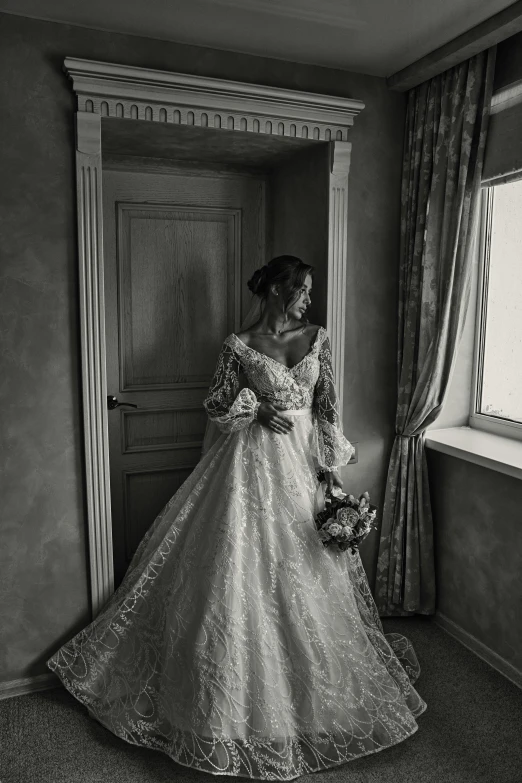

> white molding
[469,413,522,443]
[469,188,490,424]
[76,111,101,155]
[76,113,115,617]
[0,672,60,701]
[490,79,522,115]
[434,612,522,691]
[327,141,351,419]
[63,58,364,142]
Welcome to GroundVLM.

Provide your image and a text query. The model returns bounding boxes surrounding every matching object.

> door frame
[63,57,364,616]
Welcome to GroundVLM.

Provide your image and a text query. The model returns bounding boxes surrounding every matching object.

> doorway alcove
[103,119,332,324]
[64,57,364,614]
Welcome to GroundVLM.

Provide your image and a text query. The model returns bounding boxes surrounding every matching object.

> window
[471,180,522,441]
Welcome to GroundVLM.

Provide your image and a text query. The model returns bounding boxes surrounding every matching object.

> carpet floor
[1,618,521,783]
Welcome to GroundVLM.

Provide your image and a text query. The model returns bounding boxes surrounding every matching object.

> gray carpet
[1,618,521,783]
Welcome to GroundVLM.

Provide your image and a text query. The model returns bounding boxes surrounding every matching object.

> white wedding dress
[47,327,426,780]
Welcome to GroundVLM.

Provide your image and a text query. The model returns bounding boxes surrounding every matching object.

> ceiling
[0,0,517,77]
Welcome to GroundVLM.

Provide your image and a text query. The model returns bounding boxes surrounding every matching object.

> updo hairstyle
[247,255,314,311]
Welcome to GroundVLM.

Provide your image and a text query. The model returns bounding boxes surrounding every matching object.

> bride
[47,255,426,780]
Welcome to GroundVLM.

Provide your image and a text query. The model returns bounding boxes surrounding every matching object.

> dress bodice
[203,326,354,471]
[225,328,323,410]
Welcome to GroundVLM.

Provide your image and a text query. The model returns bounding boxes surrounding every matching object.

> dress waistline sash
[281,407,313,417]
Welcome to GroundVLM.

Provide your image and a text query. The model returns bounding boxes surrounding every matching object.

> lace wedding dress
[47,327,426,780]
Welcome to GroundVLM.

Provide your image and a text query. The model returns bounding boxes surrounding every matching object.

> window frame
[470,185,522,442]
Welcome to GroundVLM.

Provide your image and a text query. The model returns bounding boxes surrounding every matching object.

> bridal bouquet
[315,477,378,554]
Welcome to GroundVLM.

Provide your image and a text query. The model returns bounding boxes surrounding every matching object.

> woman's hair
[247,255,314,310]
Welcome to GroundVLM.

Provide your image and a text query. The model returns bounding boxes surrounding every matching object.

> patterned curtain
[375,48,496,616]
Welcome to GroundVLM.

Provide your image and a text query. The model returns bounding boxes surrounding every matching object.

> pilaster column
[75,112,114,616]
[326,140,352,421]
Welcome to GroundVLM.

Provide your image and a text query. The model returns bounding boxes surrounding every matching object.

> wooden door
[103,163,266,586]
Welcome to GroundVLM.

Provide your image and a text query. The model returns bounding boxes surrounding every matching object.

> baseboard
[0,672,61,701]
[434,611,522,691]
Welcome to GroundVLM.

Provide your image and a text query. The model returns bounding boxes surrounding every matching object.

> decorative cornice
[330,139,352,175]
[63,58,365,142]
[76,112,101,155]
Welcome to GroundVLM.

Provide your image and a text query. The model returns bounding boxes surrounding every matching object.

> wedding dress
[47,326,426,780]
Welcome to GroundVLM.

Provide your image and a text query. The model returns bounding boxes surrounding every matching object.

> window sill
[425,426,522,481]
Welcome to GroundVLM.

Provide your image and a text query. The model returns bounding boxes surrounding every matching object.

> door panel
[103,166,266,586]
[119,204,241,389]
[122,405,207,453]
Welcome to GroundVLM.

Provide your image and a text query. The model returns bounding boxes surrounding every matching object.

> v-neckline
[231,327,323,371]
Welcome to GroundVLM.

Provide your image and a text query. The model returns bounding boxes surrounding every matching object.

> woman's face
[287,274,312,320]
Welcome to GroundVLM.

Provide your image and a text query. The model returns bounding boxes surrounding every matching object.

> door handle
[107,395,138,410]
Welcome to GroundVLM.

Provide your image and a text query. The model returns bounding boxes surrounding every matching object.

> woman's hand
[256,402,294,434]
[324,469,343,495]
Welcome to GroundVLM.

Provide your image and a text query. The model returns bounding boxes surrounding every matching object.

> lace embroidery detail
[313,335,356,469]
[203,341,260,433]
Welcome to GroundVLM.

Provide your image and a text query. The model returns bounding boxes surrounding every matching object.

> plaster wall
[428,451,522,674]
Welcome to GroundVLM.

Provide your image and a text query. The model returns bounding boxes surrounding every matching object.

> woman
[47,255,426,780]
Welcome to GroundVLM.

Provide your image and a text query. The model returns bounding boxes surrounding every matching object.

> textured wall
[427,450,522,673]
[0,12,405,685]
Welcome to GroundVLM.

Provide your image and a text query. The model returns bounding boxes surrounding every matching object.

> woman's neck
[256,305,298,336]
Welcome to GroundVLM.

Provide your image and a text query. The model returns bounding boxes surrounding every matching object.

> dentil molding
[64,58,365,143]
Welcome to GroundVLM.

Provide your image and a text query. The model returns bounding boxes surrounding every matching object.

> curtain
[375,48,496,616]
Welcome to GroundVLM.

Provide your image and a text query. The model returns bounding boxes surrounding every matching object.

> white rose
[330,486,346,499]
[327,522,342,537]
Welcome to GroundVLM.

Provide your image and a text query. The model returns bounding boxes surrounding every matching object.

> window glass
[480,179,522,424]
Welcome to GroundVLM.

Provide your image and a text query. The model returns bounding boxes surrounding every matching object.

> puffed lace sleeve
[203,338,260,433]
[313,333,355,470]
